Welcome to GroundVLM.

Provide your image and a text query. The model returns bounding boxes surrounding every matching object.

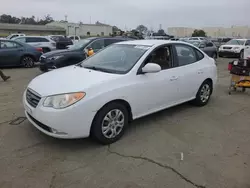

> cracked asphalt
[1,58,250,188]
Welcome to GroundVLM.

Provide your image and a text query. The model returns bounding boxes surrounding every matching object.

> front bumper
[219,50,240,57]
[23,90,96,139]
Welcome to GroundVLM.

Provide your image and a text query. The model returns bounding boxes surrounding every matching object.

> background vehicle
[13,36,56,53]
[6,33,26,40]
[188,37,207,41]
[39,37,133,72]
[188,40,218,58]
[50,36,73,49]
[24,40,217,144]
[218,39,250,58]
[68,35,81,43]
[0,39,42,68]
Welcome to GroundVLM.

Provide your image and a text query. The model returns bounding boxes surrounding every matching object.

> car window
[175,44,197,66]
[144,45,173,70]
[39,38,49,42]
[10,35,19,39]
[196,49,204,61]
[15,37,26,43]
[190,38,198,40]
[104,39,123,47]
[88,39,105,51]
[206,42,214,47]
[245,40,250,46]
[0,41,21,49]
[26,37,41,43]
[69,36,74,40]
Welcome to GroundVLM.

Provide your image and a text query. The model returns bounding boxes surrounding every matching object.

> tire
[42,48,51,53]
[21,56,35,68]
[191,80,212,106]
[91,102,129,145]
[240,50,244,59]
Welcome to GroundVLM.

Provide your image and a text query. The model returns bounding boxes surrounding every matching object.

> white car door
[172,44,208,102]
[129,45,180,118]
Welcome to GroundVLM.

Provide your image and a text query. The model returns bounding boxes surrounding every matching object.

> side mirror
[141,63,161,74]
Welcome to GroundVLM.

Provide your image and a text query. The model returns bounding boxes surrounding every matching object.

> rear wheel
[191,80,212,106]
[91,102,129,145]
[21,56,35,68]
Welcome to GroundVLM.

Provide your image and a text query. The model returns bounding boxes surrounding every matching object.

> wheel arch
[203,78,213,93]
[20,54,36,63]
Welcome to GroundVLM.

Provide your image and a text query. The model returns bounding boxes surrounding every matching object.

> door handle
[198,70,203,74]
[170,76,179,81]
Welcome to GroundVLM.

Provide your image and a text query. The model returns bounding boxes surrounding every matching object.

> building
[47,21,113,37]
[0,23,66,37]
[168,26,250,38]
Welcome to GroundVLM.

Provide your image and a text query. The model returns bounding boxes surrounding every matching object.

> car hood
[42,49,76,57]
[220,44,243,48]
[28,66,120,97]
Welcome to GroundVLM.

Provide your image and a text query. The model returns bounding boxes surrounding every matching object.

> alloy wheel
[101,109,125,139]
[200,84,211,103]
[22,57,34,68]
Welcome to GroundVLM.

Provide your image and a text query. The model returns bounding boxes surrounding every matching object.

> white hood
[221,44,243,48]
[28,66,120,97]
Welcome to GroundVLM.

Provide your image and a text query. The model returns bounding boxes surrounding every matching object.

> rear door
[0,41,23,66]
[172,43,207,102]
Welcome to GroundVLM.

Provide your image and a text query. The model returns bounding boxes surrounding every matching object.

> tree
[157,29,165,36]
[136,25,148,34]
[192,29,206,37]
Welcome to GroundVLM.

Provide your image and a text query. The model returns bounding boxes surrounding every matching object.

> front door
[131,45,180,117]
[0,41,22,66]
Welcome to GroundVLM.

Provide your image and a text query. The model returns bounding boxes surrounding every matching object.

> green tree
[192,29,206,37]
[136,25,148,34]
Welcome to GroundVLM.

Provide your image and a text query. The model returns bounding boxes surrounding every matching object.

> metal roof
[0,23,65,31]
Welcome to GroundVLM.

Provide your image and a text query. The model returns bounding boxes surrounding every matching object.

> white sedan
[23,40,217,144]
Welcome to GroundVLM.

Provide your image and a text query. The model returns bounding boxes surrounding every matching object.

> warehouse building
[0,23,66,37]
[46,21,113,37]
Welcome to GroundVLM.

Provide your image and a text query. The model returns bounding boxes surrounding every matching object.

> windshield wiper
[83,66,113,73]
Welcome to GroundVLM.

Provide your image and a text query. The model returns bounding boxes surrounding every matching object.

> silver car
[188,40,218,59]
[13,36,56,53]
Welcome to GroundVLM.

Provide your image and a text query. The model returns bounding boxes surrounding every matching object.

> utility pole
[65,15,68,22]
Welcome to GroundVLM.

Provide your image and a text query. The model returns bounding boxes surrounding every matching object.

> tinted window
[245,40,250,46]
[190,38,199,40]
[89,39,105,51]
[196,49,204,60]
[10,35,19,39]
[39,37,49,42]
[0,41,21,49]
[15,37,26,43]
[104,39,123,46]
[175,44,197,66]
[26,37,41,43]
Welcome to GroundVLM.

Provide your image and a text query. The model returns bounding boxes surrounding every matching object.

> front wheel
[21,56,35,68]
[191,80,212,106]
[91,102,129,145]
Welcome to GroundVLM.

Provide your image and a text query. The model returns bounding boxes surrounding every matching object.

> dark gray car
[187,40,218,59]
[0,39,42,68]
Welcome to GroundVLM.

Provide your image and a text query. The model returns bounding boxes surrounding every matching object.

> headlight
[233,47,240,50]
[48,55,64,61]
[43,92,86,109]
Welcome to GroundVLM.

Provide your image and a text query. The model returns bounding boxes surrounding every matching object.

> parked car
[68,35,81,43]
[188,37,207,41]
[23,40,217,144]
[39,37,132,72]
[50,36,73,49]
[6,33,26,40]
[0,39,42,68]
[218,39,250,58]
[13,36,56,53]
[187,40,218,59]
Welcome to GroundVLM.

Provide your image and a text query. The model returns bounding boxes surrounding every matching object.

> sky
[0,0,249,31]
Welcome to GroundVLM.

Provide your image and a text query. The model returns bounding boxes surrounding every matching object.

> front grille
[26,89,41,108]
[223,47,232,50]
[27,113,52,133]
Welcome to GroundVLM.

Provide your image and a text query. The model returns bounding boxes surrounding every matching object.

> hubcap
[102,109,125,139]
[23,57,34,67]
[200,84,211,103]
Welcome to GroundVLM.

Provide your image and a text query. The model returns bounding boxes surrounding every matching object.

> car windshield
[68,39,91,50]
[80,44,149,74]
[188,41,201,47]
[226,39,245,45]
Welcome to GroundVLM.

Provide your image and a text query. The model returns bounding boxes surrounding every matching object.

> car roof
[118,39,186,46]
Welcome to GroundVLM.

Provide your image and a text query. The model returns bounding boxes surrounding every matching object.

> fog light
[51,128,67,135]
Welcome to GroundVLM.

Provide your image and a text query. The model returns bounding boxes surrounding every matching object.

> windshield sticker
[134,45,150,50]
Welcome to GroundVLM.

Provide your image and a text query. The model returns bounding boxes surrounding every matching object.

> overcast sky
[0,0,249,31]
